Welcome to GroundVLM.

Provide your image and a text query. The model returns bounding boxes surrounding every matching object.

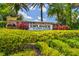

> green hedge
[0,29,79,55]
[63,39,79,48]
[49,40,71,55]
[49,40,79,56]
[0,21,7,28]
[12,49,36,56]
[35,42,61,56]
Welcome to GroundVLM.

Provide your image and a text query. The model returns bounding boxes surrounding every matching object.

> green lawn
[0,29,79,56]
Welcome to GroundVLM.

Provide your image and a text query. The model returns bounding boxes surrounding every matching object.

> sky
[18,4,57,23]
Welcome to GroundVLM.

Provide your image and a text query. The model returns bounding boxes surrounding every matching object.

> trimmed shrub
[68,48,79,56]
[0,52,5,56]
[63,39,79,48]
[0,29,39,55]
[0,29,79,55]
[49,40,71,55]
[17,22,29,29]
[54,24,70,30]
[49,40,79,56]
[12,49,36,56]
[35,42,61,56]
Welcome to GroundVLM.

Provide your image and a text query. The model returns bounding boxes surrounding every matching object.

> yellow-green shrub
[49,40,71,55]
[0,29,79,55]
[35,42,61,56]
[68,48,79,56]
[0,52,5,56]
[12,49,36,56]
[63,39,79,48]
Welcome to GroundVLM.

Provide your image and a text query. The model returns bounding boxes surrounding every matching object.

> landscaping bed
[0,29,79,56]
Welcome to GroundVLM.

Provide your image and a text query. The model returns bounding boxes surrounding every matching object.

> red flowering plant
[16,21,29,29]
[54,24,70,30]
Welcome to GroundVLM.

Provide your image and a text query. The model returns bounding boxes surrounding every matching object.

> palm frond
[21,3,29,11]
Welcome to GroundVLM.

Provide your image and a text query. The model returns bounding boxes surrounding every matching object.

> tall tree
[65,3,79,29]
[48,3,65,24]
[0,3,29,20]
[71,6,79,29]
[48,3,79,29]
[29,3,46,22]
[0,4,11,20]
[65,3,72,27]
[71,3,79,8]
[8,3,29,16]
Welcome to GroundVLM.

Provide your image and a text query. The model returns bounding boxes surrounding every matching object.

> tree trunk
[69,4,72,28]
[68,3,72,27]
[66,4,72,28]
[61,4,66,25]
[57,12,60,24]
[40,3,43,22]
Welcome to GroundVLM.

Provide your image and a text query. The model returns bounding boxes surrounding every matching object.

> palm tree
[71,3,79,8]
[0,4,12,20]
[0,3,29,20]
[70,4,79,29]
[48,3,65,24]
[65,4,72,27]
[48,3,79,29]
[29,3,46,22]
[8,3,29,17]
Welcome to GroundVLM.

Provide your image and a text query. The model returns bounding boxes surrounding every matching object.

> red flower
[54,24,70,30]
[16,22,29,29]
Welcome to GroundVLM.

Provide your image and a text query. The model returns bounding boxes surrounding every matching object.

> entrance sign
[29,24,53,30]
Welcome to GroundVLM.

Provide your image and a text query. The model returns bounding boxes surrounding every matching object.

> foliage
[70,8,79,29]
[54,24,70,30]
[0,29,79,55]
[0,29,38,55]
[48,39,79,56]
[0,52,5,56]
[68,48,79,56]
[48,3,79,29]
[63,39,79,48]
[48,3,65,24]
[29,3,46,21]
[0,3,29,20]
[0,21,7,28]
[64,3,72,27]
[0,4,11,15]
[35,42,61,56]
[17,21,29,29]
[8,3,29,16]
[0,4,13,20]
[49,40,71,55]
[12,49,36,56]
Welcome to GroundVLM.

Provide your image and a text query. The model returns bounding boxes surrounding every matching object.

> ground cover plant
[0,29,79,56]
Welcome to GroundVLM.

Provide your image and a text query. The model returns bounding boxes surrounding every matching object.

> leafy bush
[49,40,72,55]
[35,42,61,56]
[68,48,79,56]
[17,22,29,29]
[0,52,5,56]
[63,39,79,48]
[49,40,79,56]
[12,49,36,56]
[0,29,79,55]
[0,21,6,28]
[54,24,70,30]
[0,29,40,55]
